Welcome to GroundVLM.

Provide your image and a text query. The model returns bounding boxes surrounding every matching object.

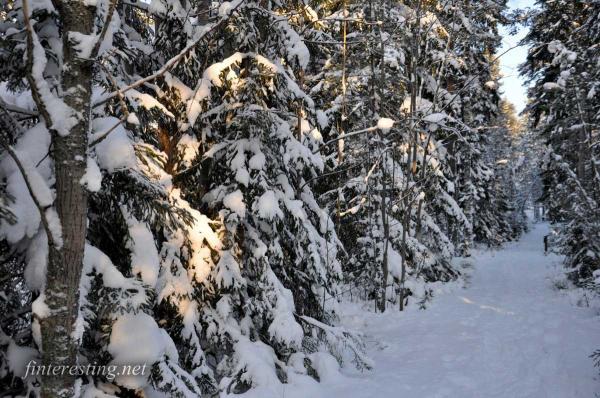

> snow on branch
[314,118,396,154]
[186,51,314,127]
[93,0,245,108]
[21,0,77,136]
[296,314,373,371]
[0,103,61,248]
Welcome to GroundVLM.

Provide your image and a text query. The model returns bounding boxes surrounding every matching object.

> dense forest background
[0,0,598,397]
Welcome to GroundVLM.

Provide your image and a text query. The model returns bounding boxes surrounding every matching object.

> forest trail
[275,222,600,398]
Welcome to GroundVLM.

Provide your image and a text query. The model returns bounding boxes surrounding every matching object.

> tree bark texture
[39,2,93,396]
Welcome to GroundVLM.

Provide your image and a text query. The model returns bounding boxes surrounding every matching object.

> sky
[498,0,537,113]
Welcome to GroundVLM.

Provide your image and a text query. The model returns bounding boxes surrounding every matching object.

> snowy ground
[243,222,600,398]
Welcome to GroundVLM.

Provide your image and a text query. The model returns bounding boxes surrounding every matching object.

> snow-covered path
[312,223,600,398]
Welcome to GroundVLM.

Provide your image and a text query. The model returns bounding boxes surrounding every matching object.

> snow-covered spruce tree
[308,0,410,311]
[435,0,515,247]
[302,0,390,309]
[304,0,514,311]
[0,69,35,394]
[398,0,478,259]
[181,3,374,389]
[80,4,219,395]
[521,0,600,284]
[381,1,469,307]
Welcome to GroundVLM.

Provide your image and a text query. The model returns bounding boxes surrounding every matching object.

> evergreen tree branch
[93,0,245,108]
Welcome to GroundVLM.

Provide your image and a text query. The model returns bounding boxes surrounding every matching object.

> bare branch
[90,0,118,59]
[89,117,125,147]
[98,62,129,118]
[22,0,53,127]
[0,99,37,117]
[313,126,380,154]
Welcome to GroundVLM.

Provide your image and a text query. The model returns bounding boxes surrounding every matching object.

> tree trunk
[380,157,390,312]
[399,204,411,311]
[40,2,93,396]
[197,0,212,24]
